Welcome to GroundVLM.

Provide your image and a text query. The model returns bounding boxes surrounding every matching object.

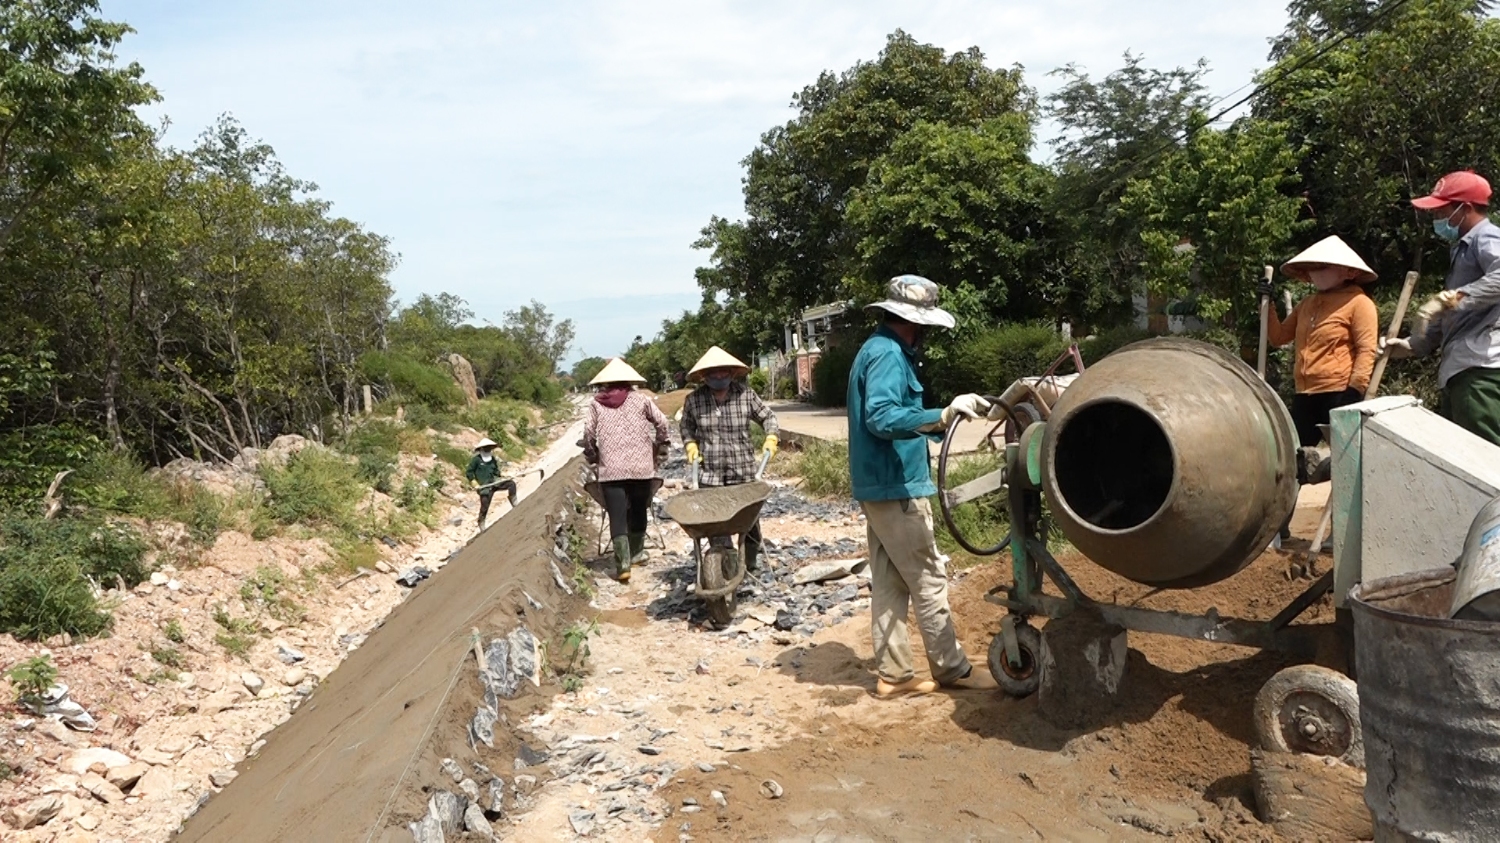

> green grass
[931,451,1009,558]
[779,439,851,498]
[328,537,382,576]
[212,606,259,660]
[0,515,148,640]
[164,619,185,643]
[240,565,305,624]
[151,645,185,669]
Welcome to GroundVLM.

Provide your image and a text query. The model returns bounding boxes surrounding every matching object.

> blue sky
[104,0,1291,362]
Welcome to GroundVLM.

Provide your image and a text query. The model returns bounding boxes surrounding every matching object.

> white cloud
[106,0,1291,352]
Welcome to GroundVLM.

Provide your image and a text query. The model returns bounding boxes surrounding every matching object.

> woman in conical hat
[1260,235,1379,447]
[680,346,779,575]
[582,358,669,582]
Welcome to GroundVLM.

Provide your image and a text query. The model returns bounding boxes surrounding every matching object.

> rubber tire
[988,622,1042,698]
[1004,402,1043,444]
[1253,664,1363,767]
[700,548,735,628]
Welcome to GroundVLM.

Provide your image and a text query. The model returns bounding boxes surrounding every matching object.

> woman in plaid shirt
[680,347,778,571]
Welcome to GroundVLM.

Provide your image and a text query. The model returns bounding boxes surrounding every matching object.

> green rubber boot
[628,532,649,564]
[612,536,632,582]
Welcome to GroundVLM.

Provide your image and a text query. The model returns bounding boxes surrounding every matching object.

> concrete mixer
[939,338,1361,761]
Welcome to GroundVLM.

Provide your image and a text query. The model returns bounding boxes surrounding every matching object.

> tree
[846,115,1053,318]
[1254,0,1500,279]
[569,356,608,386]
[1045,53,1214,328]
[1118,116,1306,325]
[694,31,1033,335]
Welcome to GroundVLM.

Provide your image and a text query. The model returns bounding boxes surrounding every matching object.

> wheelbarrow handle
[688,460,699,490]
[754,449,771,481]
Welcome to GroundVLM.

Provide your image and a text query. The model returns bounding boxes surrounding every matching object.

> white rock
[464,801,495,839]
[105,762,147,791]
[80,773,126,805]
[282,667,307,687]
[166,579,182,591]
[132,766,173,799]
[209,769,237,787]
[149,572,169,587]
[60,749,132,776]
[241,672,265,696]
[77,813,101,830]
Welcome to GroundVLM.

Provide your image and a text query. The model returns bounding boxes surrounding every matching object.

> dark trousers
[1441,367,1500,448]
[1290,388,1361,447]
[600,479,653,539]
[476,479,518,524]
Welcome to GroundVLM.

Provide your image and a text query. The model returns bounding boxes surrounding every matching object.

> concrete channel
[177,432,587,842]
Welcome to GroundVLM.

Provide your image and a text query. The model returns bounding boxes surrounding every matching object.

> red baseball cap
[1412,170,1492,209]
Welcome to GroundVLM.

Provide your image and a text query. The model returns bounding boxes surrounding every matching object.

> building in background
[787,301,852,398]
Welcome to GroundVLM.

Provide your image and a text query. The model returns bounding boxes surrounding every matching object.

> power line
[1094,0,1419,191]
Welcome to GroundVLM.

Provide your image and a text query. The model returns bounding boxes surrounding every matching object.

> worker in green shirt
[465,438,517,529]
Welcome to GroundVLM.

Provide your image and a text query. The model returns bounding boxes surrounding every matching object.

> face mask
[705,375,731,391]
[1434,206,1465,242]
[1308,267,1347,291]
[479,453,494,463]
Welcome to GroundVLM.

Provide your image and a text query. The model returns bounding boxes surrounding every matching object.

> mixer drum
[1040,338,1298,588]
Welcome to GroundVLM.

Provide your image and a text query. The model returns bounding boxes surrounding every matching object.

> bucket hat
[1281,235,1377,284]
[864,275,956,329]
[589,358,646,386]
[688,346,750,382]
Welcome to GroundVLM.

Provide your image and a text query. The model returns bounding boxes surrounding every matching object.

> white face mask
[1308,267,1349,291]
[479,453,494,463]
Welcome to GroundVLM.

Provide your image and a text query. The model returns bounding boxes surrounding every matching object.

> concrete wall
[1332,397,1500,604]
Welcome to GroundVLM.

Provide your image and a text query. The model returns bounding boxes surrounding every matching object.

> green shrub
[6,655,57,701]
[396,476,438,523]
[401,403,457,434]
[928,323,1068,403]
[360,351,463,409]
[260,448,365,529]
[811,342,859,408]
[0,515,148,639]
[782,439,851,498]
[1077,324,1152,364]
[433,440,471,471]
[747,368,769,396]
[329,537,381,575]
[73,452,225,542]
[164,619,185,643]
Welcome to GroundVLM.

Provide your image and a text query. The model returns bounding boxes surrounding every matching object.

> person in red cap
[1386,171,1500,445]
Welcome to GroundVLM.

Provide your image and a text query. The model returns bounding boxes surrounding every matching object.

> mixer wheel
[989,623,1041,698]
[1253,665,1363,768]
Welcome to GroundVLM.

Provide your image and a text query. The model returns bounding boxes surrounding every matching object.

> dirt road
[499,472,1339,841]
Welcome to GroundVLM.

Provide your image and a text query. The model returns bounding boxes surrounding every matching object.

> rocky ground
[0,417,574,843]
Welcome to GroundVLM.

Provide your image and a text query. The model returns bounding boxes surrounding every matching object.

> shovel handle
[754,449,772,481]
[1257,265,1273,380]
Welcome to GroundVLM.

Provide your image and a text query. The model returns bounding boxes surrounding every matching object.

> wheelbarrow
[661,452,772,627]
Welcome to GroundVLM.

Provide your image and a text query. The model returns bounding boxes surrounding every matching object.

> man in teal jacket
[848,275,997,697]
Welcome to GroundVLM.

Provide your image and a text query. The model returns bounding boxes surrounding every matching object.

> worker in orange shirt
[1260,235,1380,447]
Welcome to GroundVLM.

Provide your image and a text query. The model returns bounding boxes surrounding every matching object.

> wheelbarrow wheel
[1253,664,1363,767]
[988,623,1041,698]
[700,547,736,628]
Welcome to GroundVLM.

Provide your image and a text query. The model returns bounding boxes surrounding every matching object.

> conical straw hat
[474,437,498,451]
[589,358,646,386]
[1282,235,1377,284]
[688,346,750,381]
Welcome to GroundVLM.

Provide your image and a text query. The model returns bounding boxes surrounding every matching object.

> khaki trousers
[861,497,971,685]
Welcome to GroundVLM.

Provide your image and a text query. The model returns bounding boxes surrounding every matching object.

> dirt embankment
[176,456,592,842]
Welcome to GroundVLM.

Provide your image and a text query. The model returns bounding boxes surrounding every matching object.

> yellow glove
[762,434,779,458]
[685,441,700,464]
